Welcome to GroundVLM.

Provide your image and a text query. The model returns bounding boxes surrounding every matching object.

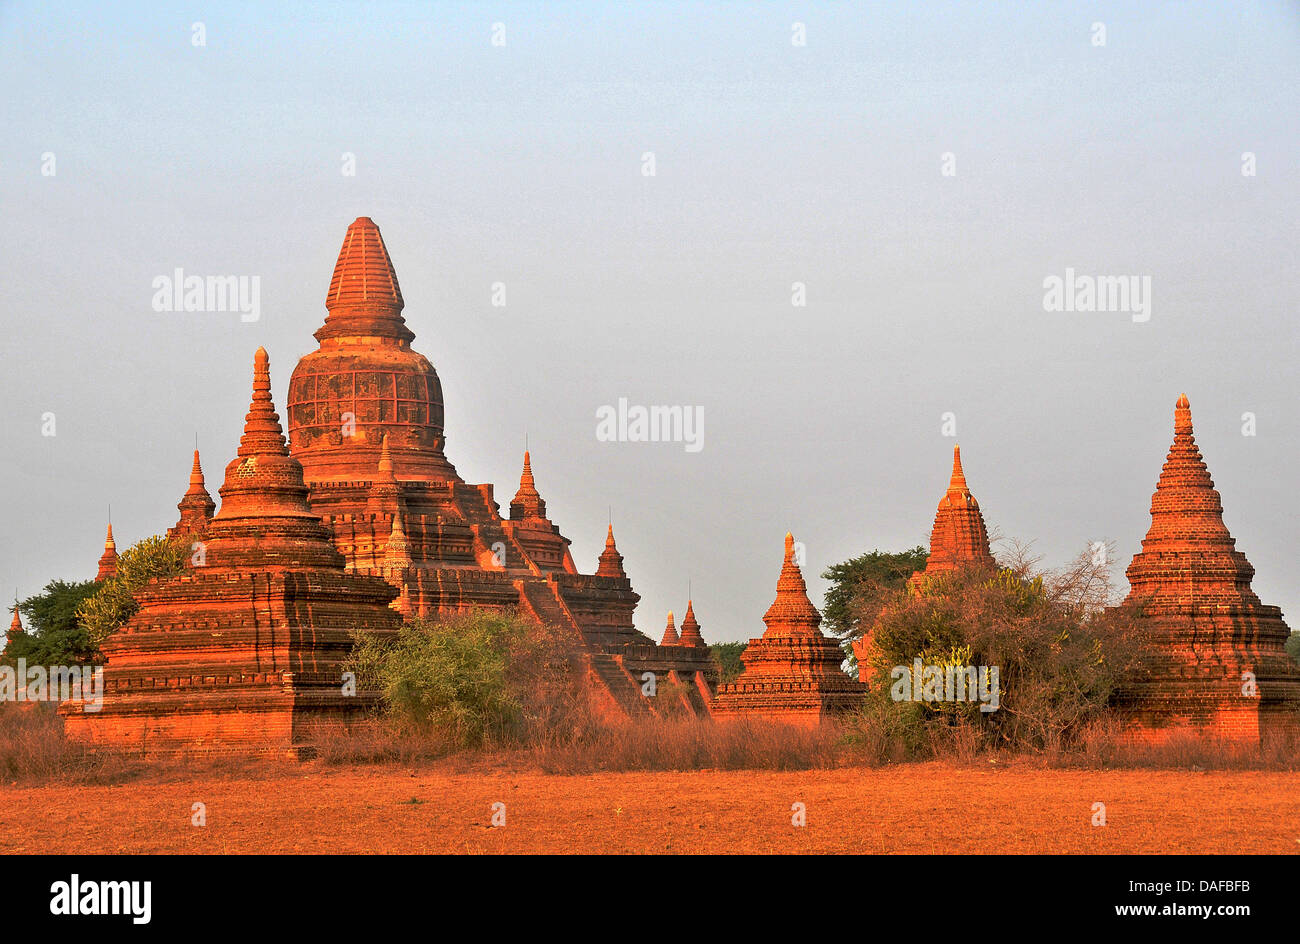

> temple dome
[287,217,456,482]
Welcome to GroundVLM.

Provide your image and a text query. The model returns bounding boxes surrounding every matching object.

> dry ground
[3,760,1298,853]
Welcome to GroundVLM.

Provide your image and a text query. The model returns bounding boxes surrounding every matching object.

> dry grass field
[3,759,1298,854]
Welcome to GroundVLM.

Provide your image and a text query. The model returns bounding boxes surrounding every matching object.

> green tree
[820,547,928,644]
[709,641,748,684]
[76,535,190,648]
[4,579,100,666]
[1286,633,1300,667]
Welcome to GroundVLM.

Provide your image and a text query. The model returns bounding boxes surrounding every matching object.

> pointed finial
[784,531,794,562]
[949,444,968,490]
[1175,392,1193,434]
[105,522,115,549]
[189,449,205,487]
[605,522,616,547]
[378,434,393,474]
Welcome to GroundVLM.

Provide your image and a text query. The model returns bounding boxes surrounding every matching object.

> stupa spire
[949,444,968,491]
[213,349,330,527]
[1125,394,1250,599]
[1118,393,1300,742]
[317,216,413,343]
[9,602,23,637]
[660,611,680,646]
[760,533,822,636]
[171,448,216,539]
[509,450,547,520]
[595,523,627,578]
[678,599,705,647]
[96,522,119,580]
[913,444,996,581]
[385,513,413,569]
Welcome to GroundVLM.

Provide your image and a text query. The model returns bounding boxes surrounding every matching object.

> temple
[910,444,996,586]
[1117,394,1300,742]
[713,534,865,725]
[282,217,713,712]
[854,445,996,682]
[63,217,717,751]
[60,349,404,755]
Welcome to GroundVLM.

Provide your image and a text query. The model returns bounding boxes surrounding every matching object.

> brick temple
[61,349,404,754]
[62,217,716,751]
[853,445,997,682]
[713,534,865,726]
[1118,394,1300,743]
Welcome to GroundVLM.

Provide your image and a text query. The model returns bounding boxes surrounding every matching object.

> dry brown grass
[0,703,141,785]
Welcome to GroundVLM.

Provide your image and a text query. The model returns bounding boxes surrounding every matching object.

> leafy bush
[351,610,585,749]
[850,548,1145,757]
[76,536,190,648]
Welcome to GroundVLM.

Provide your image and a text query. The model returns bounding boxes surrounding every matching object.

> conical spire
[172,449,216,538]
[949,444,968,491]
[205,349,343,570]
[1125,394,1257,603]
[96,522,119,580]
[917,444,996,578]
[9,603,23,637]
[367,435,402,513]
[595,523,627,578]
[216,348,311,518]
[678,599,705,647]
[660,611,680,646]
[761,533,823,637]
[385,513,413,569]
[317,217,413,343]
[509,450,547,520]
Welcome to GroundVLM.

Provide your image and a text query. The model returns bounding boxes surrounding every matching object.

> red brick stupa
[95,524,118,580]
[61,348,403,756]
[1118,394,1300,742]
[678,600,706,648]
[168,449,216,542]
[3,604,23,657]
[909,444,996,587]
[659,611,679,646]
[713,533,866,726]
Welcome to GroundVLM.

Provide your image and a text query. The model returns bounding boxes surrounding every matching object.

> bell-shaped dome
[287,218,458,482]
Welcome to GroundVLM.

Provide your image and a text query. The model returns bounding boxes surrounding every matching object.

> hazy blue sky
[2,1,1297,643]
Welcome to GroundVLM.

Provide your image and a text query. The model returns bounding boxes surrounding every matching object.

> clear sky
[2,1,1297,643]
